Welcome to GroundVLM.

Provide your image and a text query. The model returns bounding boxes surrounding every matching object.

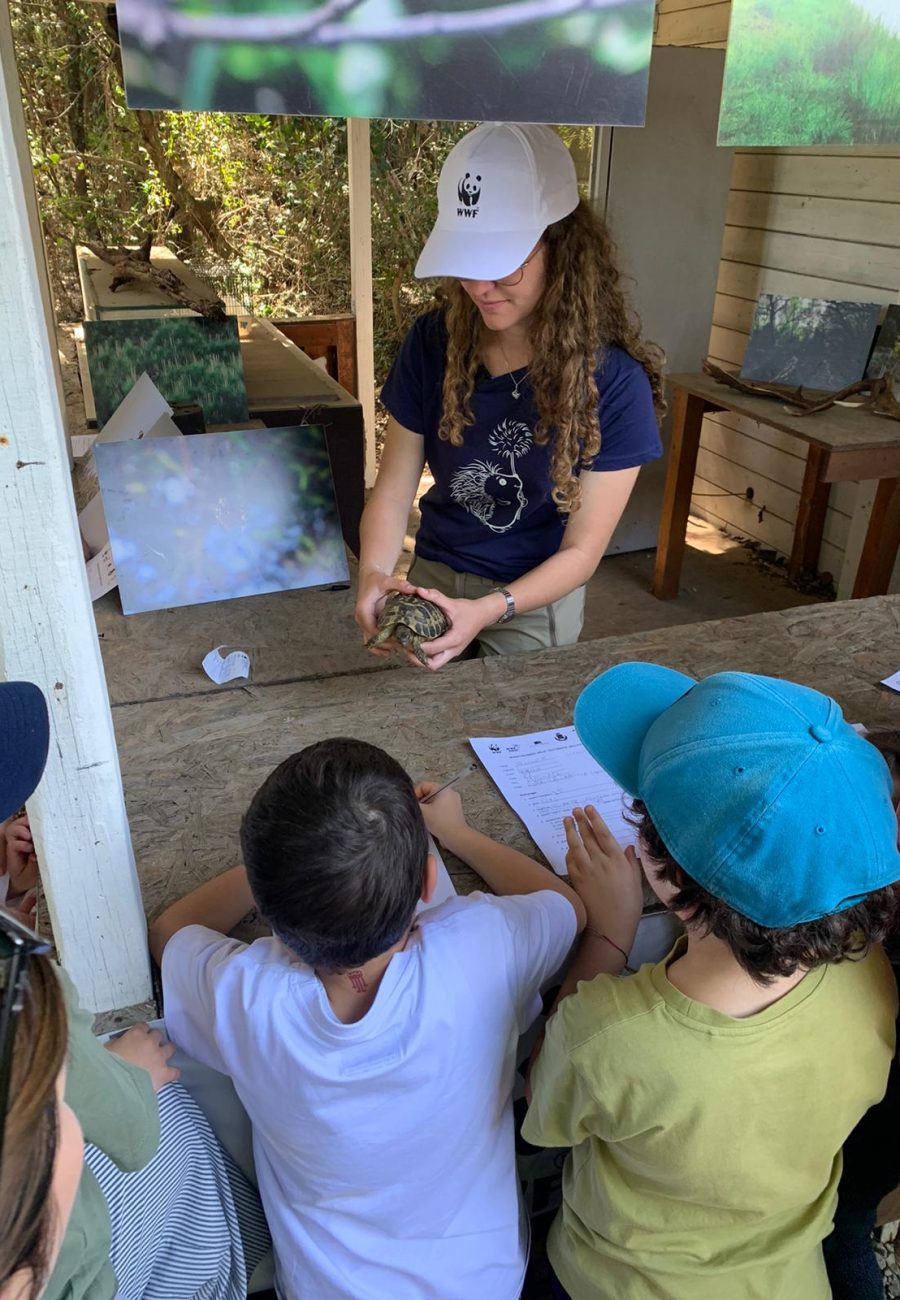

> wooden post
[788,443,830,579]
[652,388,708,600]
[347,118,377,488]
[852,477,900,599]
[0,3,151,1012]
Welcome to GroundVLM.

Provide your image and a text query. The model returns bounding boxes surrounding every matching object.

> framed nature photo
[94,425,349,615]
[718,0,900,147]
[84,316,249,427]
[867,305,900,390]
[117,0,656,125]
[740,294,882,391]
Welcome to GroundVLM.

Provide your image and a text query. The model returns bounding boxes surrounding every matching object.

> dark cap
[0,682,50,821]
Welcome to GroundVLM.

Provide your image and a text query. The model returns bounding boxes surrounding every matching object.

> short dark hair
[630,799,897,985]
[240,738,428,971]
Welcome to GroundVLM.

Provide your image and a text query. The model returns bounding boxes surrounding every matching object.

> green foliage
[84,317,248,424]
[10,1,592,405]
[720,0,900,145]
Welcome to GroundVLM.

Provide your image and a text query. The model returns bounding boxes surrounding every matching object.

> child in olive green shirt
[524,666,900,1300]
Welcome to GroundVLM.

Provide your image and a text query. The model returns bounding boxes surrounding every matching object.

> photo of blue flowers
[94,426,348,615]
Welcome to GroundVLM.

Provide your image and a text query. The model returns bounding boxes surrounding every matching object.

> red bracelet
[585,927,636,973]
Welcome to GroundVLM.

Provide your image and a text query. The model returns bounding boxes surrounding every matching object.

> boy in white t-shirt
[149,737,585,1300]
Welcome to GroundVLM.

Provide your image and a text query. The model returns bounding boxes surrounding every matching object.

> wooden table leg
[852,477,900,599]
[789,443,830,579]
[652,388,708,600]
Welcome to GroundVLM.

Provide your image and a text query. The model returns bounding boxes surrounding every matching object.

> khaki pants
[407,555,585,658]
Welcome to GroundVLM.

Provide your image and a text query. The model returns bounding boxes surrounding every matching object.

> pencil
[419,761,479,804]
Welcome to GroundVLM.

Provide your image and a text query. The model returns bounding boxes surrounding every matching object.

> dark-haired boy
[523,664,900,1300]
[149,737,585,1300]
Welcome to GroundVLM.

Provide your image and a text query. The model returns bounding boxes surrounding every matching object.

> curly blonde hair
[437,200,665,513]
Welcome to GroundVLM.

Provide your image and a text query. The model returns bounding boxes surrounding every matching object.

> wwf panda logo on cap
[416,123,579,282]
[457,173,482,208]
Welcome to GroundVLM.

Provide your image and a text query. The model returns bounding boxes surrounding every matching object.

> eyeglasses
[0,910,50,1167]
[460,245,543,290]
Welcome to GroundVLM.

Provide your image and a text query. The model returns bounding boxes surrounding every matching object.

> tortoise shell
[366,593,451,665]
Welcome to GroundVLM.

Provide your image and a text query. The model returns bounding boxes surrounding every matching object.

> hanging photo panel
[740,295,882,392]
[117,0,655,125]
[95,426,349,615]
[718,0,900,146]
[83,316,248,427]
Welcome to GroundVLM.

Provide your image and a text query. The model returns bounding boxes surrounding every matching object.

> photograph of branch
[718,0,900,146]
[94,426,349,615]
[84,316,248,427]
[740,295,882,392]
[867,305,900,391]
[117,0,655,125]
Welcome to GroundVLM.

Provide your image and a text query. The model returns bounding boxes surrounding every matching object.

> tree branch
[117,0,629,49]
[703,360,900,423]
[84,237,228,319]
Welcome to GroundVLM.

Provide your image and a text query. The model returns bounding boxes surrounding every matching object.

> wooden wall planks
[649,3,900,587]
[655,0,731,48]
[692,142,900,583]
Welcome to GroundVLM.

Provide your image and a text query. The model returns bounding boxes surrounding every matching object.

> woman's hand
[354,571,417,654]
[408,588,502,671]
[564,806,643,953]
[105,1023,180,1092]
[414,782,468,843]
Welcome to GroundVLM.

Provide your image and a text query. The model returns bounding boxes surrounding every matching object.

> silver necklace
[497,340,529,400]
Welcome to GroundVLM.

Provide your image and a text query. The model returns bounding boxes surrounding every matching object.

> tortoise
[366,592,450,666]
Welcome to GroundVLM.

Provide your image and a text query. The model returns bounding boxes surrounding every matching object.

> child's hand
[105,1023,180,1092]
[414,782,467,843]
[4,815,39,897]
[564,806,644,953]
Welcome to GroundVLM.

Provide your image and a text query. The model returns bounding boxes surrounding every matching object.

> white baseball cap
[414,123,580,281]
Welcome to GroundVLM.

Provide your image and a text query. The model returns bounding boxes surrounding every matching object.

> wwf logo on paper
[457,171,481,217]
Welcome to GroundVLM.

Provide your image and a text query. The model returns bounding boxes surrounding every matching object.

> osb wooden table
[112,596,900,921]
[654,372,900,601]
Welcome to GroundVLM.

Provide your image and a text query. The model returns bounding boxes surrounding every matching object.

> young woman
[355,122,664,669]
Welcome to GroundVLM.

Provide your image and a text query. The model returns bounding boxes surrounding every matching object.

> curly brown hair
[0,953,68,1299]
[436,199,665,513]
[630,799,898,986]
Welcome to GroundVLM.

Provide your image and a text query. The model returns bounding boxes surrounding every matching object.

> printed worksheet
[470,725,635,875]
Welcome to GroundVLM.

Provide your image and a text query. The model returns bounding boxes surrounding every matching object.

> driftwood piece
[84,235,226,319]
[702,360,900,423]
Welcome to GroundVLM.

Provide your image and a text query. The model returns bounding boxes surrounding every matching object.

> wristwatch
[493,588,516,624]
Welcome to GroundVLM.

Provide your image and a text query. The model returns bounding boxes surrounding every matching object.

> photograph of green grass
[116,0,655,125]
[740,294,882,391]
[718,0,900,146]
[84,317,248,427]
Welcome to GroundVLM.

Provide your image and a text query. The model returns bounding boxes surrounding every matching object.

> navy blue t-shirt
[380,310,663,583]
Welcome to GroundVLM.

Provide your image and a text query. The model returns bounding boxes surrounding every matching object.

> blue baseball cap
[574,663,900,928]
[0,681,50,822]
